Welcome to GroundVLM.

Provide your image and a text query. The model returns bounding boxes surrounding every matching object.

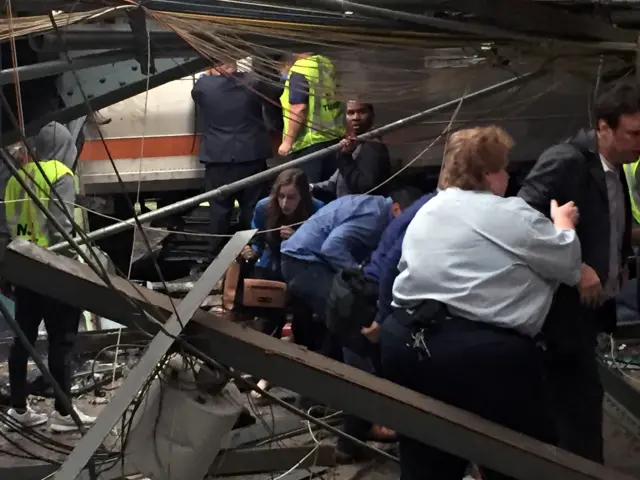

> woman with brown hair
[240,168,323,396]
[378,126,582,479]
[240,168,324,281]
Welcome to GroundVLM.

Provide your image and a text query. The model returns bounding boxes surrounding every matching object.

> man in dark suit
[518,83,640,463]
[192,59,282,257]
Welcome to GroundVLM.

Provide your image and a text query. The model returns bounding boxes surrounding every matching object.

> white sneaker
[50,408,97,433]
[6,407,48,429]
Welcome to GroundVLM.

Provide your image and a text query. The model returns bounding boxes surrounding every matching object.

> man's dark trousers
[204,159,267,256]
[338,337,381,455]
[9,287,81,415]
[281,255,343,362]
[543,347,604,463]
[542,297,605,464]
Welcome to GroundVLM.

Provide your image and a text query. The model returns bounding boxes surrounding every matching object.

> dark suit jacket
[518,129,632,354]
[313,140,391,202]
[191,72,283,165]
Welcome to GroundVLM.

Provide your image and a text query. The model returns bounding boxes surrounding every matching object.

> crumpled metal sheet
[131,226,170,265]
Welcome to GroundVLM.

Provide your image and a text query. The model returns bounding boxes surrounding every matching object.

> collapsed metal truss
[0,238,636,480]
[54,229,256,479]
[0,2,639,478]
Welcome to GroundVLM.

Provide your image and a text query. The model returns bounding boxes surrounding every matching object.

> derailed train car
[78,47,602,202]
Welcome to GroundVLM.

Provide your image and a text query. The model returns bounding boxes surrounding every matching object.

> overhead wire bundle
[0,5,137,41]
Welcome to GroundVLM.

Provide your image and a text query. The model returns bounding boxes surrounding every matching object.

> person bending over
[280,189,420,361]
[334,187,426,461]
[380,126,581,480]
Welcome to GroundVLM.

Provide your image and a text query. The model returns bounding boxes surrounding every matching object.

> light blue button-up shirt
[281,194,393,271]
[392,188,582,336]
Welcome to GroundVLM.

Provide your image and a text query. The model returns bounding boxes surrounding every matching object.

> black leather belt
[391,301,546,357]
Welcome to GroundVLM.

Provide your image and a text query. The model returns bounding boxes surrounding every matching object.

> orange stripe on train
[79,135,200,161]
[79,132,283,161]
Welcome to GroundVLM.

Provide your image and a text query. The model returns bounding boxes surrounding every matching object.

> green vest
[5,160,75,247]
[623,160,640,224]
[280,55,345,152]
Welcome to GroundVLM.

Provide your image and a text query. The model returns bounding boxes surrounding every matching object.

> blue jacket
[250,196,324,272]
[364,192,437,323]
[281,195,393,271]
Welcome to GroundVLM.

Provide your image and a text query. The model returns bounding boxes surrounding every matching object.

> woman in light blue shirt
[379,126,582,480]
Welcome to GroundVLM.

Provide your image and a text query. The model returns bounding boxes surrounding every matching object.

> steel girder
[0,238,635,480]
[0,446,336,480]
[0,47,195,86]
[53,230,256,479]
[1,55,209,146]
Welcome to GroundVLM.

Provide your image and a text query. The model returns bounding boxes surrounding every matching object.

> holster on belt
[392,299,449,333]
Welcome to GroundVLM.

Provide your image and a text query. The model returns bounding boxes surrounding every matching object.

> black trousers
[204,160,267,256]
[9,287,81,415]
[544,349,604,463]
[281,256,343,362]
[338,338,381,455]
[380,315,555,480]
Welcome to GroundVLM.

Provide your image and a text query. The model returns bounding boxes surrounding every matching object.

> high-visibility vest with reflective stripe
[624,160,640,224]
[280,55,345,153]
[5,160,75,248]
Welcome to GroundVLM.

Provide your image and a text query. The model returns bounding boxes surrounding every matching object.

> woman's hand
[280,226,295,240]
[550,199,579,229]
[240,245,257,261]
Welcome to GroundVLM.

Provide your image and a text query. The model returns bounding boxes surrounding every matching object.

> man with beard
[311,101,391,202]
[519,82,640,462]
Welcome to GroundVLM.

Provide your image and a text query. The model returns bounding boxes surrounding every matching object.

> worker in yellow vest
[278,53,345,182]
[620,159,640,332]
[4,123,96,432]
[624,159,640,226]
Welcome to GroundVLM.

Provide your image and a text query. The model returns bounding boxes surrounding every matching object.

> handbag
[223,260,288,311]
[325,267,378,340]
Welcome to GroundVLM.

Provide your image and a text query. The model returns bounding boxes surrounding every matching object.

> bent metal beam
[0,239,633,480]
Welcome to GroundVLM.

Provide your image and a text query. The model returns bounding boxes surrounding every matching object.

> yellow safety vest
[5,160,75,248]
[280,55,345,153]
[624,160,640,224]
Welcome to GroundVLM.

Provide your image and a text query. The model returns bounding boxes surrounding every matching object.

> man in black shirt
[192,60,282,257]
[310,101,391,202]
